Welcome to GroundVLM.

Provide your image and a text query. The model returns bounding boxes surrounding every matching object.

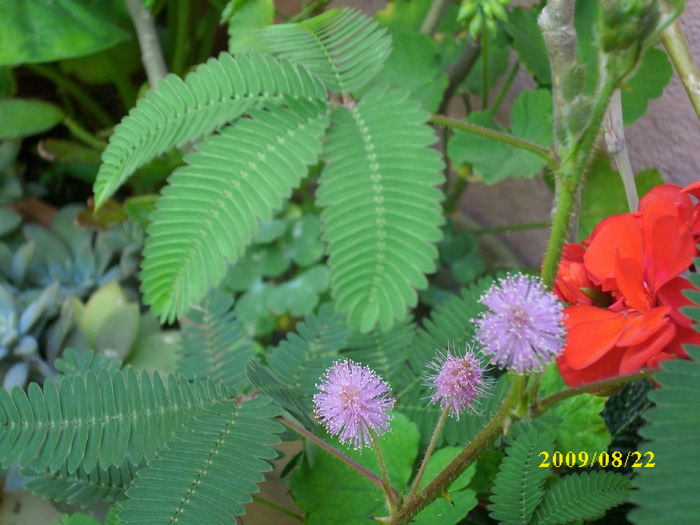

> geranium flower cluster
[554,182,700,387]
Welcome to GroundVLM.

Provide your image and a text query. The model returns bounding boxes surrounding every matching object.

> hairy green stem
[540,63,618,287]
[660,1,700,121]
[538,0,576,151]
[531,371,652,417]
[372,431,400,513]
[26,64,113,128]
[406,407,450,502]
[389,375,525,525]
[430,115,557,167]
[126,0,168,88]
[279,417,386,493]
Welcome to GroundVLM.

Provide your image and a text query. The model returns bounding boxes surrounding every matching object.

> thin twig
[659,1,700,121]
[604,89,638,211]
[125,0,168,88]
[419,0,450,36]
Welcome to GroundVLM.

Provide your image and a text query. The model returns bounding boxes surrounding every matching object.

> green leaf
[222,0,274,53]
[260,8,392,94]
[628,343,700,523]
[24,461,138,509]
[52,513,101,525]
[506,6,551,86]
[578,156,664,240]
[290,412,419,524]
[621,47,673,125]
[0,206,21,236]
[119,397,283,524]
[178,289,255,390]
[0,98,64,139]
[537,364,610,456]
[0,366,230,473]
[532,471,632,525]
[448,89,553,183]
[318,86,444,332]
[93,52,327,208]
[489,428,555,524]
[356,31,448,112]
[267,265,329,317]
[0,0,129,65]
[411,447,479,525]
[140,98,329,322]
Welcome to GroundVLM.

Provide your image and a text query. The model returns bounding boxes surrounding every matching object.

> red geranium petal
[616,306,671,346]
[642,213,695,292]
[563,305,629,369]
[557,345,625,387]
[614,255,647,311]
[620,324,676,374]
[584,214,643,286]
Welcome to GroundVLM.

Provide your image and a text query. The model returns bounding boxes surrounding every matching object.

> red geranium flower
[554,183,700,387]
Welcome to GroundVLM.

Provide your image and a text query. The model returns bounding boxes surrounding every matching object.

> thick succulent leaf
[93,52,326,208]
[140,97,329,321]
[317,86,444,332]
[178,289,255,391]
[489,429,554,524]
[260,8,391,94]
[532,471,631,525]
[0,369,229,474]
[118,397,283,524]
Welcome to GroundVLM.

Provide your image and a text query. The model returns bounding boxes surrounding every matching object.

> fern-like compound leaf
[93,52,327,208]
[346,317,415,386]
[178,289,255,391]
[317,87,444,332]
[0,369,229,474]
[531,471,631,525]
[23,461,139,508]
[118,396,283,524]
[140,97,330,322]
[266,304,348,400]
[628,263,700,522]
[489,428,555,524]
[260,8,391,94]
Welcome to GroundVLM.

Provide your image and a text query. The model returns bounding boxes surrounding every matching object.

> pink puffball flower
[475,274,566,374]
[426,347,490,419]
[313,360,395,448]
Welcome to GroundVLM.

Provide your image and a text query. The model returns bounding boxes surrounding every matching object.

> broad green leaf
[0,0,130,65]
[578,156,664,240]
[538,364,610,456]
[0,99,64,139]
[357,31,448,112]
[222,0,274,53]
[59,37,141,86]
[266,265,329,317]
[621,48,673,125]
[412,447,479,525]
[448,89,553,183]
[290,412,420,524]
[506,6,551,86]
